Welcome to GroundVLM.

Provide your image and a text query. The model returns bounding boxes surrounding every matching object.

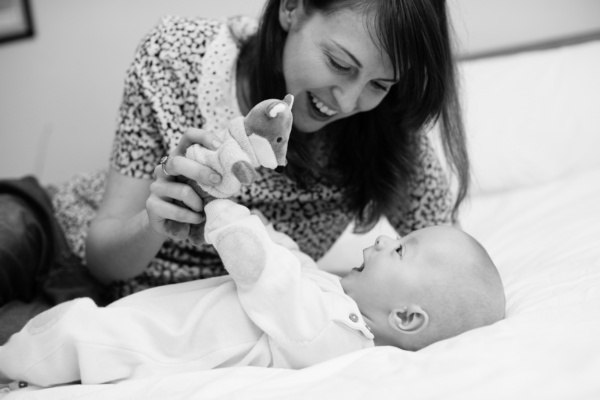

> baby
[0,199,505,388]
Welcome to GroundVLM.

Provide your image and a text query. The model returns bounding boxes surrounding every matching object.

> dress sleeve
[203,200,334,344]
[110,16,218,179]
[388,134,454,236]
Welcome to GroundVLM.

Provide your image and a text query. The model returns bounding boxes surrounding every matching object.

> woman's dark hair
[239,0,469,230]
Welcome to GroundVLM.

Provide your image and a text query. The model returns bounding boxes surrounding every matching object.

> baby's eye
[396,244,404,257]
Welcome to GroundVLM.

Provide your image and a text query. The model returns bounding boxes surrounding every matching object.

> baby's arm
[250,209,317,270]
[204,200,370,364]
[204,200,330,332]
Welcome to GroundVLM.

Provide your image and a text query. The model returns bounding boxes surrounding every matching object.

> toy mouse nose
[275,165,286,173]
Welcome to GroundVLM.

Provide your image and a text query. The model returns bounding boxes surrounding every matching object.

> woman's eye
[371,81,389,92]
[328,56,352,72]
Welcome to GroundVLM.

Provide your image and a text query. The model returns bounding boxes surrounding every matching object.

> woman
[10,0,469,303]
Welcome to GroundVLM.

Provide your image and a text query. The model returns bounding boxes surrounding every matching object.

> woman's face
[279,2,397,133]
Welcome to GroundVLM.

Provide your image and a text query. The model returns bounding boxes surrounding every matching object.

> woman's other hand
[86,128,222,284]
[147,127,223,241]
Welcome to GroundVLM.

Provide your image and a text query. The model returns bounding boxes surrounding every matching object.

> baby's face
[340,226,467,337]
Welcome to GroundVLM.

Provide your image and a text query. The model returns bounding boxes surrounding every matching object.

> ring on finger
[159,156,172,177]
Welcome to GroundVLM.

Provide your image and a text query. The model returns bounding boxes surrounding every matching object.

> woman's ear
[279,0,302,32]
[388,305,429,335]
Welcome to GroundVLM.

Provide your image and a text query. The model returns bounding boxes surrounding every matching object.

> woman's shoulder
[149,15,223,42]
[132,15,257,69]
[141,15,257,49]
[226,15,258,45]
[127,16,225,72]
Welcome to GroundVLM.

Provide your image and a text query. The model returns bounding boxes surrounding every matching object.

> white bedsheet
[5,168,599,400]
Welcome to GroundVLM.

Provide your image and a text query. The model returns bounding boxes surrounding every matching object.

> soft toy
[164,94,294,244]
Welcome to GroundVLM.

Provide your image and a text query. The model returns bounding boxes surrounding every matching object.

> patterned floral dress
[51,16,453,301]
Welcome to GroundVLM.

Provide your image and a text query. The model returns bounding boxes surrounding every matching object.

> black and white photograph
[1,1,599,399]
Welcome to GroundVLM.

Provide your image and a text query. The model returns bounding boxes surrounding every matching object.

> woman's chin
[293,116,329,134]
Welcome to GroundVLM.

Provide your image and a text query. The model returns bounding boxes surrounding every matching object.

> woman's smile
[308,92,338,117]
[281,7,395,133]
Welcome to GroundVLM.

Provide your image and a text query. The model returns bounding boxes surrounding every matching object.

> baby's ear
[388,305,429,334]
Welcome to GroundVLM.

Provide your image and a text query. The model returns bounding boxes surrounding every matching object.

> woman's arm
[86,128,222,284]
[85,17,227,284]
[85,169,163,284]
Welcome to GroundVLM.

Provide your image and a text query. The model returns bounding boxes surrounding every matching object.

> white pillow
[460,168,600,317]
[460,40,600,195]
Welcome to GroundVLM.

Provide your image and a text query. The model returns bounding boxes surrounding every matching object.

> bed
[2,34,600,400]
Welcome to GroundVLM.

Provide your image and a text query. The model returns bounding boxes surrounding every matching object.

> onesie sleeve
[203,200,335,343]
[261,222,318,271]
[387,133,454,236]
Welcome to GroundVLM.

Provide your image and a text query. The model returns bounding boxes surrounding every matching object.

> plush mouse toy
[164,94,294,244]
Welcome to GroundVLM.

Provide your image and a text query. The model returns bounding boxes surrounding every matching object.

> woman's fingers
[160,127,223,185]
[147,173,204,226]
[146,126,224,239]
[175,127,222,156]
[147,195,204,225]
[158,154,221,187]
[150,177,203,212]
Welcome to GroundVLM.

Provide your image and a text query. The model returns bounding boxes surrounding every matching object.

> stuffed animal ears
[283,94,294,108]
[266,94,294,118]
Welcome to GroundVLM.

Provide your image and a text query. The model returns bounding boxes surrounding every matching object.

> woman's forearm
[84,168,166,284]
[85,209,165,284]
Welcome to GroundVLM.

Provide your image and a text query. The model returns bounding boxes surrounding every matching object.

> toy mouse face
[244,94,294,172]
[166,95,295,243]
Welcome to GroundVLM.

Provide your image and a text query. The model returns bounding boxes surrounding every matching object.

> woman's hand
[86,128,223,284]
[147,127,223,241]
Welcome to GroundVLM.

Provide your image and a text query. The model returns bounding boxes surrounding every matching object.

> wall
[0,0,264,184]
[1,0,599,184]
[449,0,600,57]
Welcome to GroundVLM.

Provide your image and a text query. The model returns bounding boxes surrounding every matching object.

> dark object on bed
[0,176,105,344]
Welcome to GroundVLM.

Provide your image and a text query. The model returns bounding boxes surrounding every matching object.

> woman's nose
[332,84,362,114]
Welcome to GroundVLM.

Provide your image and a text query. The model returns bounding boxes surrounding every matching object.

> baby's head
[341,225,505,351]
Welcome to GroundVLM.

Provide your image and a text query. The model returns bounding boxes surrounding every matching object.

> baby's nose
[374,235,394,250]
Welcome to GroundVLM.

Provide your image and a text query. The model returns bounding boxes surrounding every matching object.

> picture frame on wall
[0,0,33,44]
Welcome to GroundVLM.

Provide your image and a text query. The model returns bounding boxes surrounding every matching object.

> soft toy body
[165,94,294,243]
[187,94,293,197]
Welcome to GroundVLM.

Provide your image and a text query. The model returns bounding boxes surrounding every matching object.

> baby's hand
[250,209,270,226]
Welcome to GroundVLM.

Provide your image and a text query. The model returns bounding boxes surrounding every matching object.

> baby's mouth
[354,263,365,272]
